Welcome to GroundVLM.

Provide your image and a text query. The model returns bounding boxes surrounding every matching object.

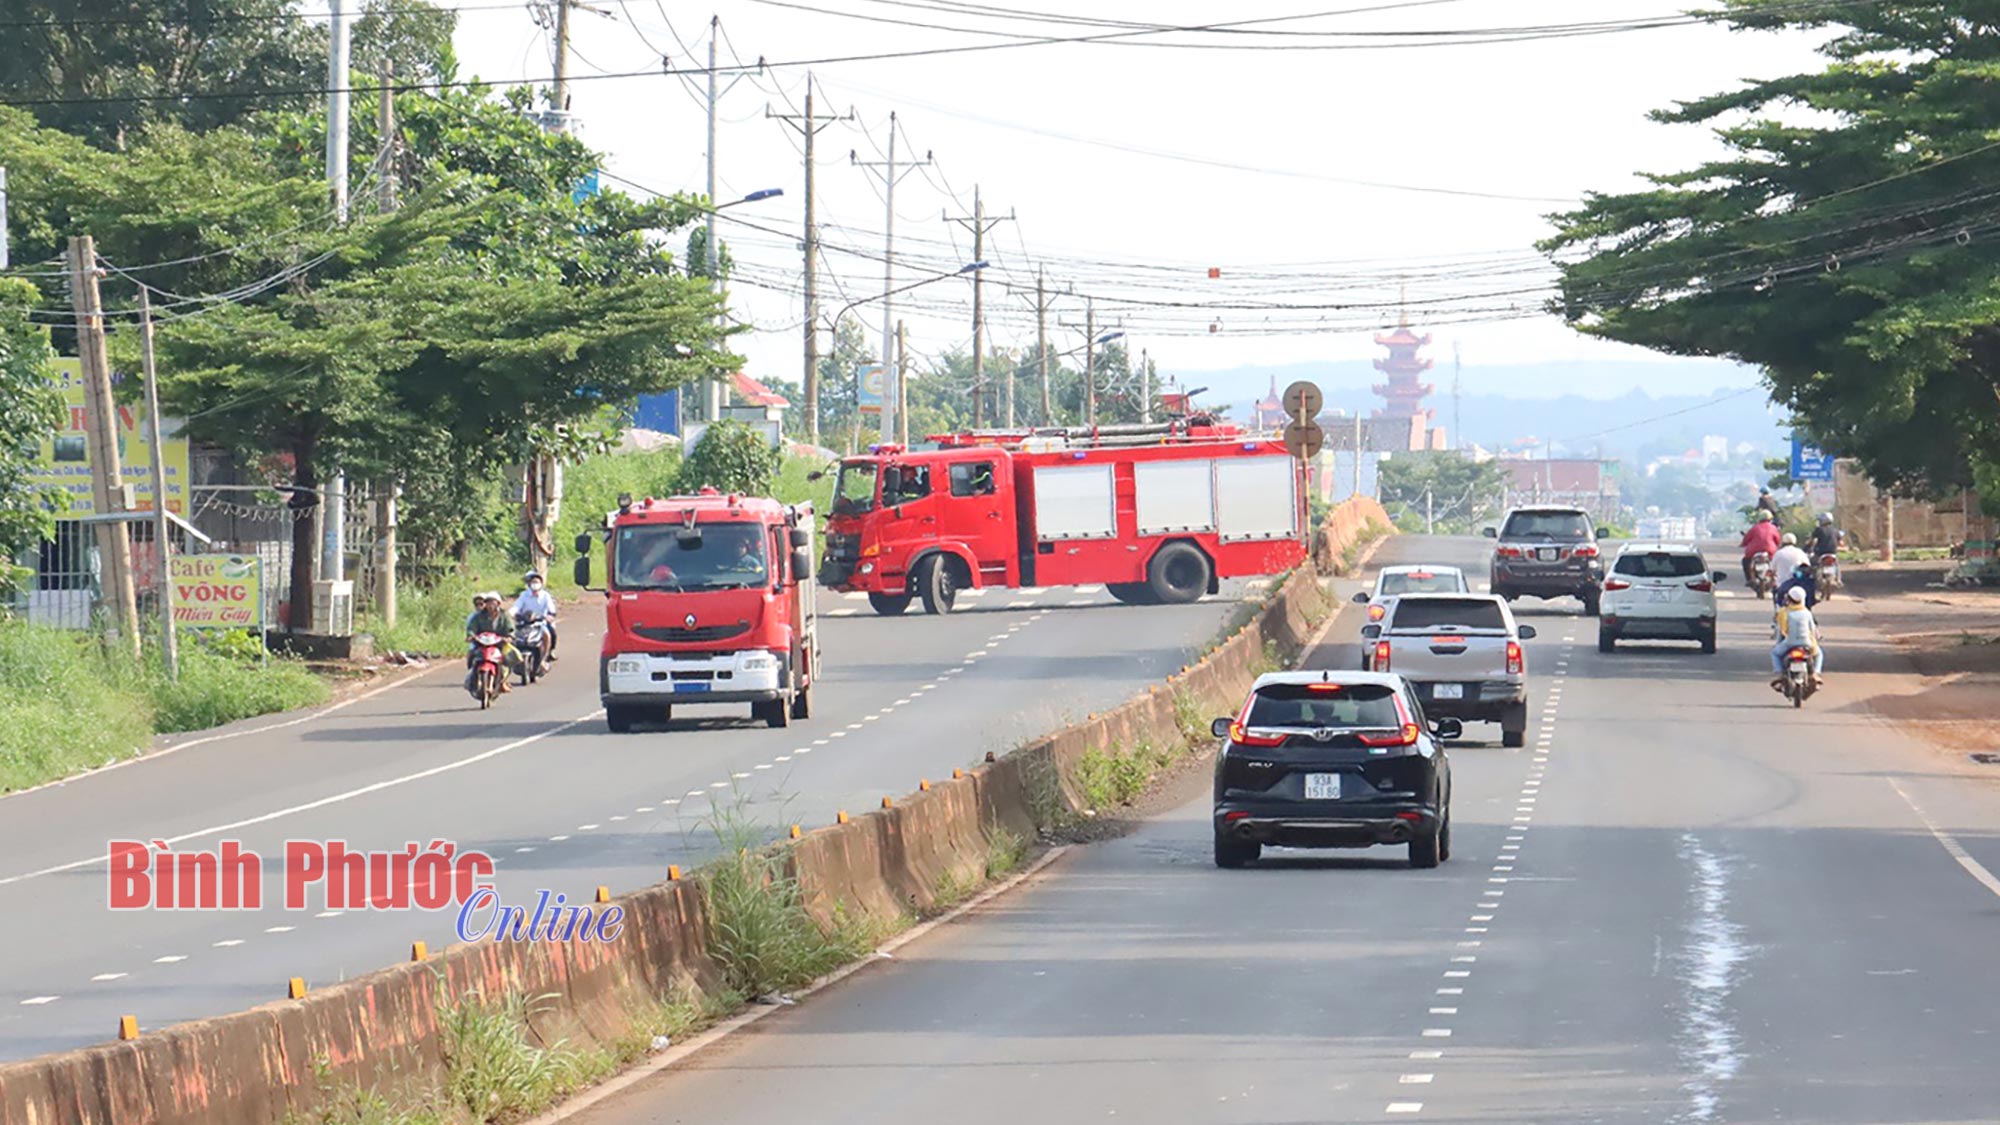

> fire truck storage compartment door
[1032,462,1117,540]
[1215,455,1298,542]
[1134,459,1216,535]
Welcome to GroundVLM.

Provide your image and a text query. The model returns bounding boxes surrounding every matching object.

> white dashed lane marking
[19,996,58,1006]
[91,972,127,981]
[153,955,186,964]
[264,926,293,934]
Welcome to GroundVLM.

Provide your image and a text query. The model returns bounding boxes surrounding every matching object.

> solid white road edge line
[520,844,1074,1125]
[1888,778,2000,900]
[0,712,605,887]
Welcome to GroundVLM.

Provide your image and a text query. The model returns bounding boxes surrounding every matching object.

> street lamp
[695,188,785,427]
[826,261,987,446]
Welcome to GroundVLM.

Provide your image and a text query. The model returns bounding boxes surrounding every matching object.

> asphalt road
[0,579,1258,1060]
[574,535,2000,1125]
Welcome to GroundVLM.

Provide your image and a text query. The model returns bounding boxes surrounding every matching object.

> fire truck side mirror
[791,548,813,582]
[789,527,810,548]
[573,557,591,589]
[574,532,592,554]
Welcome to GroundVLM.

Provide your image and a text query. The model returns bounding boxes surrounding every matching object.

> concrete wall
[0,500,1391,1125]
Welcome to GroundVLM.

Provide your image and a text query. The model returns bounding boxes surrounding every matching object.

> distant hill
[1173,359,1784,462]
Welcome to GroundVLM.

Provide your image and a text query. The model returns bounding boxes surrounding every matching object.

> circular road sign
[1282,379,1323,419]
[1284,419,1326,460]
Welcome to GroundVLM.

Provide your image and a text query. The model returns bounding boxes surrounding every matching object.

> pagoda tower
[1371,313,1434,422]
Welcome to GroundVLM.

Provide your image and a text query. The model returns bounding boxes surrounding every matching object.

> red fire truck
[818,421,1309,614]
[572,490,819,732]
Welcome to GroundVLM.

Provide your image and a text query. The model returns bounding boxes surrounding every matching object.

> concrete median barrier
[0,499,1391,1125]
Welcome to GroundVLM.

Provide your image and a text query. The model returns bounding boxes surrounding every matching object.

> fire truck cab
[574,490,818,732]
[820,422,1308,615]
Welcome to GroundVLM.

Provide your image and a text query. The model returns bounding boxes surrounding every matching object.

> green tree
[0,280,66,591]
[678,419,778,495]
[1379,453,1508,534]
[1545,0,2000,509]
[0,0,454,149]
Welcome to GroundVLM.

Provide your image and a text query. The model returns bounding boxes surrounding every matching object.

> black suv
[1211,672,1457,869]
[1485,506,1610,615]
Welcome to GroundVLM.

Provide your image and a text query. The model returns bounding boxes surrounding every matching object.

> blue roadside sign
[1790,436,1834,482]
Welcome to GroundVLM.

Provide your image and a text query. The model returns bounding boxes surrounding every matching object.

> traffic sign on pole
[1284,419,1325,460]
[1282,380,1323,420]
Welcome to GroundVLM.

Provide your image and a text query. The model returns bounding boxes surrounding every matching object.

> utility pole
[701,16,723,423]
[1083,299,1098,426]
[852,113,931,445]
[1036,270,1050,424]
[137,287,178,678]
[67,236,141,658]
[1425,487,1434,536]
[945,185,1014,427]
[1138,347,1151,424]
[322,0,351,590]
[896,319,909,447]
[376,56,399,626]
[0,166,9,269]
[767,75,849,446]
[1353,412,1363,498]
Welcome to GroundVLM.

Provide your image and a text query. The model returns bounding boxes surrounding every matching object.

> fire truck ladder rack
[928,417,1247,450]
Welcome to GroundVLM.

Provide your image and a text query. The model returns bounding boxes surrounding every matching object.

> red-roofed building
[1250,375,1286,432]
[1499,458,1621,521]
[720,372,791,429]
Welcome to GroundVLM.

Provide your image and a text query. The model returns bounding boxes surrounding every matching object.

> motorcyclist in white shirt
[1771,532,1810,589]
[511,571,560,663]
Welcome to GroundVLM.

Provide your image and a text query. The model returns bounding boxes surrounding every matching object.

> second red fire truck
[818,420,1310,614]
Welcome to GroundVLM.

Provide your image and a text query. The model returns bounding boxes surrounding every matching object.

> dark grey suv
[1485,506,1609,615]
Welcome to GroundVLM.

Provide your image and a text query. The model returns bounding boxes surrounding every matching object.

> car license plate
[675,681,711,693]
[1433,683,1465,700]
[1647,587,1673,602]
[1538,547,1560,561]
[1304,773,1340,800]
[1788,661,1807,674]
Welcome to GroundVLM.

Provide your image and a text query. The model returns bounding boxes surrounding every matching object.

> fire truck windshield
[613,523,768,591]
[832,462,878,515]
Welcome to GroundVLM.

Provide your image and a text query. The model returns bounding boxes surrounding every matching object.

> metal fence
[12,513,206,631]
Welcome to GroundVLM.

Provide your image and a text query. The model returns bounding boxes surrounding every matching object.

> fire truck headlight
[609,657,644,674]
[859,562,875,574]
[741,653,776,671]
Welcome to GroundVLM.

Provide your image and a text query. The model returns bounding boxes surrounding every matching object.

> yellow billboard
[34,359,191,515]
[169,554,263,629]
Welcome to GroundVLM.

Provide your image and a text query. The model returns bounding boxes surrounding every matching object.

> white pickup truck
[1365,593,1536,746]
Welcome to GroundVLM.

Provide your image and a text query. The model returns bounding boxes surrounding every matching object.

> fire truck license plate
[676,681,711,693]
[1304,774,1340,800]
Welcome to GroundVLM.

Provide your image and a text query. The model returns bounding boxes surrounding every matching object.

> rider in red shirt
[1739,511,1782,584]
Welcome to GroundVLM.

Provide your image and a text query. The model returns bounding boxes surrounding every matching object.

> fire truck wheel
[1107,582,1157,606]
[605,704,638,733]
[1147,543,1211,605]
[790,676,814,720]
[756,697,791,729]
[918,555,959,615]
[868,593,912,616]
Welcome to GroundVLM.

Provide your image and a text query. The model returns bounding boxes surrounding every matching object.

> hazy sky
[449,1,1830,393]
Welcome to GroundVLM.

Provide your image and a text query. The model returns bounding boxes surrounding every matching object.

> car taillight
[1496,546,1522,558]
[1506,640,1524,675]
[1432,635,1465,646]
[1573,544,1599,558]
[1367,604,1386,621]
[1359,723,1421,748]
[1686,578,1713,592]
[1603,578,1631,591]
[1373,640,1391,671]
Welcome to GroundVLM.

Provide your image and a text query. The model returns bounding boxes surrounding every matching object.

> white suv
[1599,543,1727,654]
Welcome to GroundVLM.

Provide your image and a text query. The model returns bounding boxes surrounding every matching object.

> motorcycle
[1778,646,1817,708]
[1749,551,1775,598]
[513,613,550,685]
[1814,553,1841,601]
[468,631,509,709]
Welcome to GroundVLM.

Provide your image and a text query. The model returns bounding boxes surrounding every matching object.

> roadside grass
[0,622,327,794]
[700,809,877,998]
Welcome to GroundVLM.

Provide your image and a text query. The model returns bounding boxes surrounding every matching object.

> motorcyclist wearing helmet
[1772,532,1810,586]
[465,593,520,691]
[1740,510,1781,585]
[1775,561,1818,609]
[511,571,559,662]
[1756,486,1782,519]
[1772,585,1824,689]
[1808,512,1842,559]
